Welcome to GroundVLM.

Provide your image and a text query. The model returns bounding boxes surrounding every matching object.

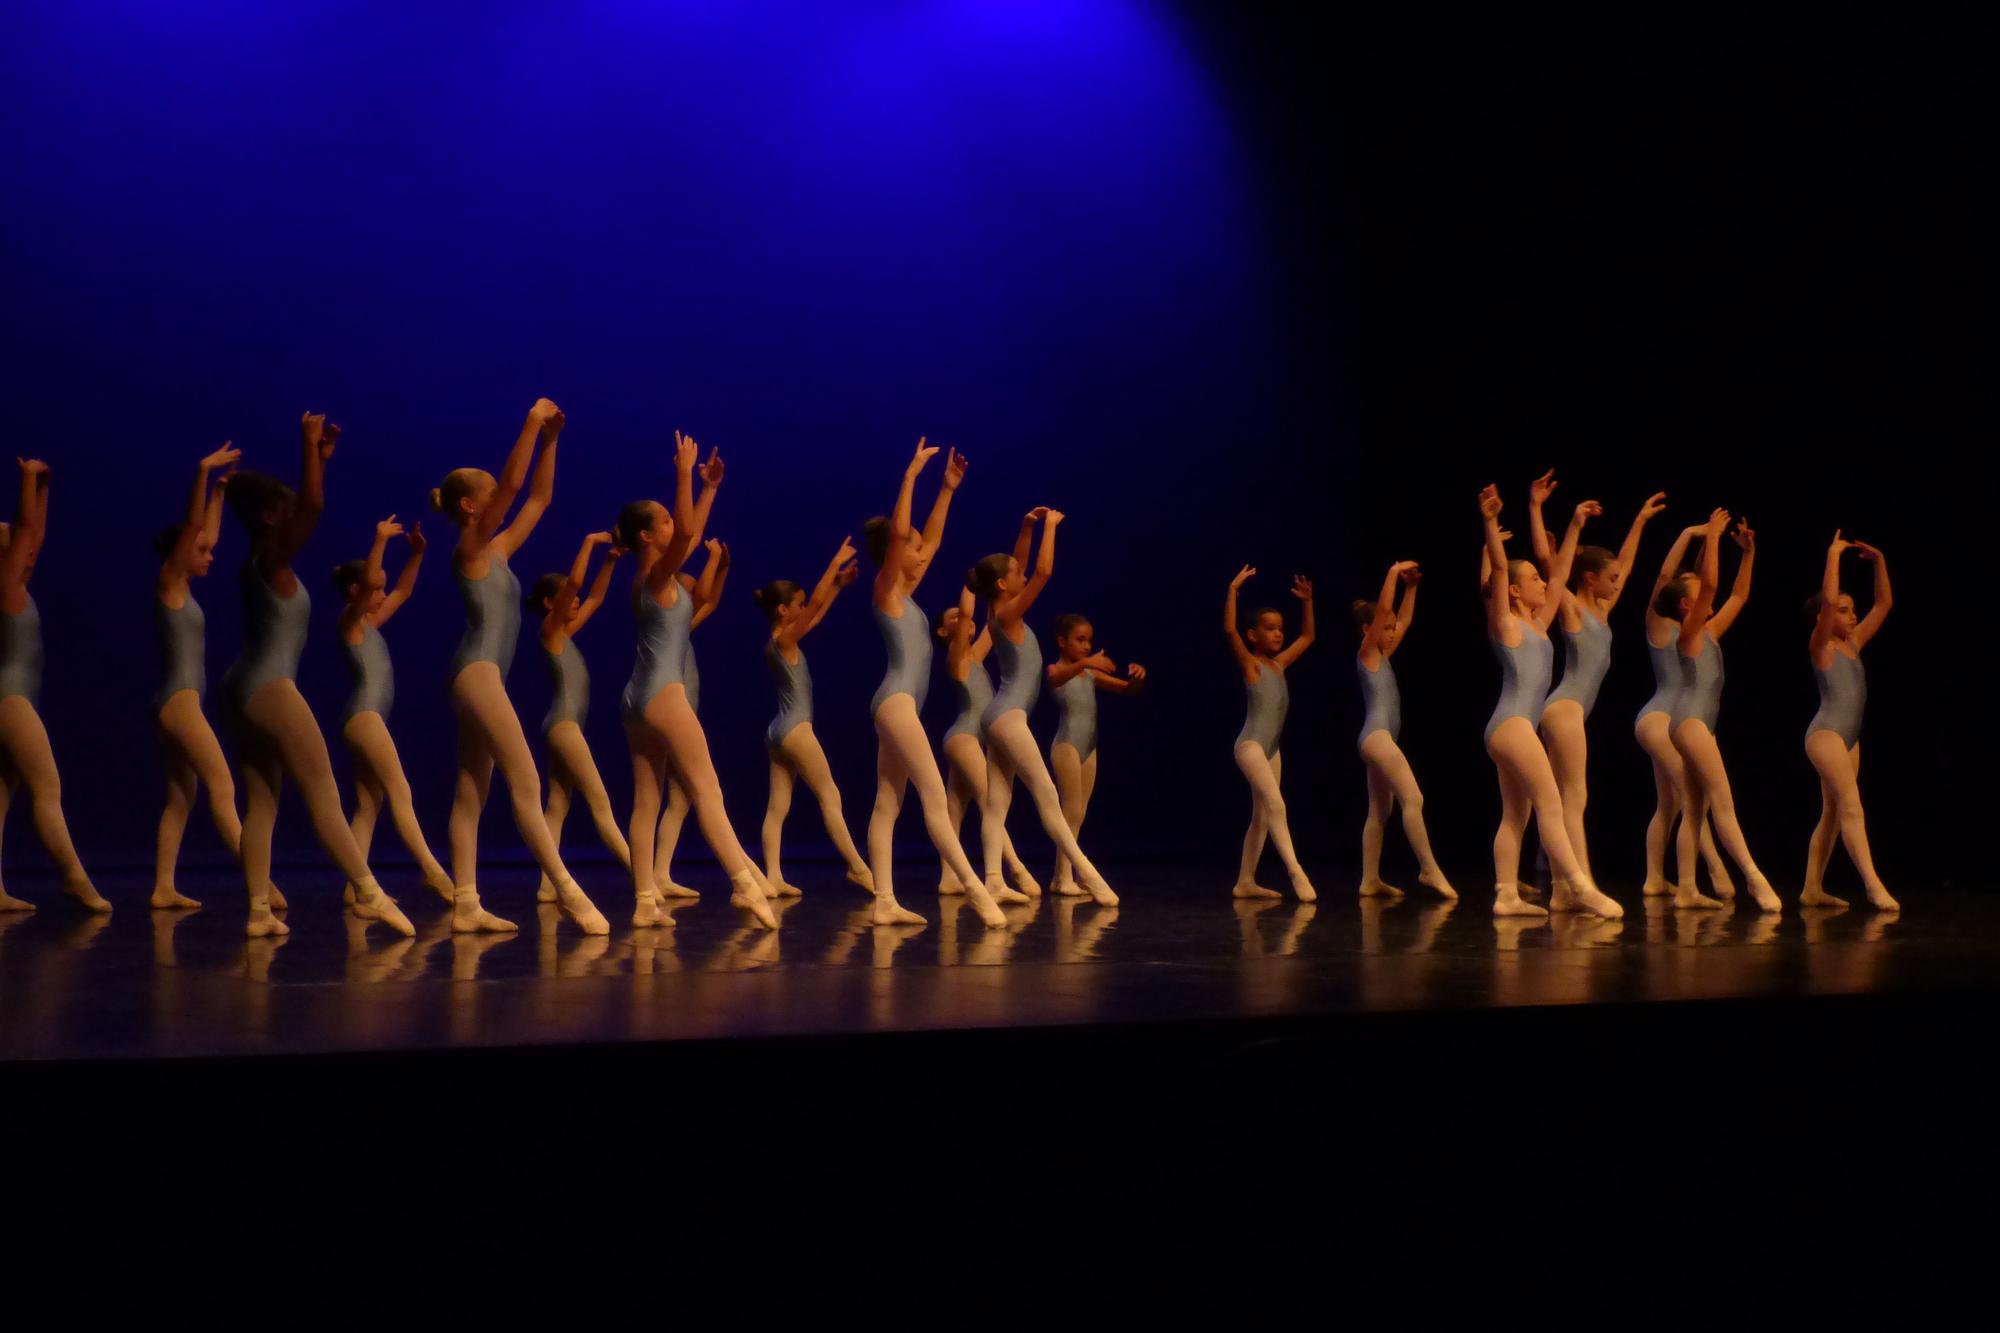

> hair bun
[428,487,445,512]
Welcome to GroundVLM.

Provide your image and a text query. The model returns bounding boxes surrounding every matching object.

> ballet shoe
[246,907,290,938]
[632,894,667,929]
[0,890,37,913]
[1008,864,1043,898]
[1080,871,1120,908]
[1288,872,1318,904]
[1672,885,1725,910]
[846,865,877,893]
[1053,877,1089,897]
[354,888,417,937]
[149,886,202,910]
[962,879,1007,928]
[342,882,357,906]
[1639,877,1674,898]
[1417,869,1458,901]
[1548,877,1577,912]
[985,875,1030,906]
[452,892,518,934]
[1232,880,1282,899]
[267,884,289,912]
[63,878,113,914]
[1865,887,1901,913]
[536,878,557,903]
[554,881,611,936]
[1710,877,1738,902]
[871,894,927,927]
[766,878,804,899]
[1358,879,1405,899]
[728,872,779,930]
[1798,884,1848,908]
[1570,879,1625,920]
[1492,883,1548,918]
[659,880,701,900]
[937,871,965,896]
[422,875,456,905]
[1746,876,1784,914]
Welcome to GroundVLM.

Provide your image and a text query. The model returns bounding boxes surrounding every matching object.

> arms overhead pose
[934,587,1040,899]
[1799,532,1897,911]
[1352,558,1454,901]
[1225,563,1317,902]
[1045,612,1146,897]
[646,534,737,906]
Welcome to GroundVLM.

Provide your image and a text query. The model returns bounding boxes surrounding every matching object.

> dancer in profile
[861,440,1004,928]
[1476,483,1622,919]
[431,397,608,936]
[1800,532,1897,910]
[219,414,412,937]
[334,514,455,906]
[1661,507,1783,912]
[1045,613,1145,896]
[527,530,628,904]
[752,535,875,897]
[935,589,1039,898]
[647,535,728,902]
[618,434,777,929]
[967,507,1120,907]
[1528,476,1664,909]
[147,444,285,913]
[1224,563,1316,902]
[0,458,110,915]
[1352,559,1455,901]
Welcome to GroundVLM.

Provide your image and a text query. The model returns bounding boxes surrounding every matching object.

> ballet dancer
[431,397,609,936]
[0,459,109,915]
[1224,563,1317,902]
[1045,612,1146,896]
[752,535,875,897]
[966,507,1120,907]
[218,414,411,937]
[1352,559,1455,901]
[1661,506,1783,912]
[934,588,1039,898]
[861,439,1006,928]
[1476,483,1622,919]
[527,530,629,904]
[647,535,729,902]
[1528,475,1664,909]
[617,433,777,929]
[147,444,286,912]
[333,514,455,906]
[1800,532,1898,910]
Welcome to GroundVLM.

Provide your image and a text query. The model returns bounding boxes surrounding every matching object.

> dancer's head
[1349,599,1387,636]
[331,559,386,616]
[1570,544,1620,598]
[153,521,218,577]
[862,514,926,572]
[1803,590,1859,638]
[1506,558,1548,612]
[752,579,806,628]
[966,553,1018,602]
[222,470,296,539]
[616,500,673,554]
[1654,572,1698,620]
[527,572,567,617]
[1053,614,1094,662]
[429,468,496,529]
[1243,606,1286,656]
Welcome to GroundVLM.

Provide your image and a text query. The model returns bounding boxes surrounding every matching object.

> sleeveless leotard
[621,582,692,726]
[342,623,395,722]
[1356,654,1401,748]
[542,638,591,734]
[0,595,44,706]
[221,562,310,718]
[1544,606,1613,720]
[871,598,931,715]
[764,639,813,755]
[1637,634,1681,724]
[1484,623,1554,745]
[1052,671,1098,761]
[946,660,994,742]
[981,622,1042,730]
[1670,633,1725,734]
[154,591,206,712]
[1236,658,1288,757]
[1807,647,1866,748]
[452,550,522,680]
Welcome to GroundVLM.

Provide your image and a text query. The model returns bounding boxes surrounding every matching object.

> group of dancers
[0,411,1896,936]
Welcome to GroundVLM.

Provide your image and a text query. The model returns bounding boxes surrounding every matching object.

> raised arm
[785,536,860,647]
[1649,522,1699,602]
[1600,491,1666,613]
[478,399,558,548]
[1011,508,1040,573]
[1275,575,1316,668]
[652,433,702,586]
[690,539,730,629]
[1706,519,1755,640]
[1851,541,1892,648]
[493,405,563,558]
[1680,508,1730,645]
[174,444,239,569]
[1379,563,1420,657]
[372,521,425,626]
[1224,564,1258,678]
[946,583,978,673]
[1810,531,1849,658]
[1362,561,1403,657]
[995,509,1058,622]
[1480,485,1513,641]
[272,412,336,560]
[1537,500,1596,631]
[568,536,620,635]
[0,459,49,597]
[905,447,967,591]
[1389,576,1419,653]
[679,445,724,556]
[1527,469,1557,571]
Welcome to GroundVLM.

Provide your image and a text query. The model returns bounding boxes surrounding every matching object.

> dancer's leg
[1803,733,1896,910]
[1540,700,1593,887]
[987,710,1118,905]
[1361,731,1456,899]
[0,696,108,910]
[760,754,797,893]
[237,742,288,936]
[1232,741,1314,902]
[1231,747,1276,898]
[651,774,695,896]
[1488,717,1618,917]
[1674,719,1780,911]
[875,694,1002,926]
[547,724,630,869]
[942,732,1035,896]
[780,725,873,890]
[625,724,670,927]
[644,685,777,929]
[151,724,203,909]
[1049,742,1085,894]
[345,711,454,902]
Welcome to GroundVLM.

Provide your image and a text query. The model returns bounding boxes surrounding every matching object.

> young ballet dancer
[752,535,876,896]
[1800,532,1897,911]
[647,535,729,902]
[527,530,629,904]
[218,414,412,937]
[431,397,609,936]
[966,507,1120,907]
[1528,476,1665,909]
[862,440,1006,928]
[1224,563,1317,902]
[1045,613,1146,896]
[148,444,287,913]
[1476,483,1622,919]
[617,433,777,929]
[1660,507,1783,912]
[333,514,455,906]
[1352,559,1455,901]
[934,589,1040,898]
[0,459,109,915]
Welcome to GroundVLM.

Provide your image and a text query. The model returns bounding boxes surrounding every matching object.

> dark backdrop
[0,2,1988,895]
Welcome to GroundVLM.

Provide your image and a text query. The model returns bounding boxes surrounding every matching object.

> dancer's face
[354,569,387,615]
[777,589,807,626]
[634,502,674,549]
[1509,560,1547,611]
[1248,611,1285,655]
[1829,593,1859,638]
[1582,564,1623,599]
[1056,621,1094,662]
[457,470,498,525]
[995,556,1024,597]
[189,532,216,577]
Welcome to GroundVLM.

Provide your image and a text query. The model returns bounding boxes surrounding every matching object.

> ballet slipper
[554,880,611,936]
[1492,882,1548,918]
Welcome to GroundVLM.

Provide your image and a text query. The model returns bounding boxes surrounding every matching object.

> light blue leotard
[683,639,701,714]
[981,622,1041,730]
[221,562,310,718]
[1356,654,1401,748]
[542,638,590,735]
[1637,635,1681,724]
[764,639,813,755]
[342,623,395,722]
[1236,658,1288,757]
[154,592,206,712]
[1544,606,1613,720]
[621,582,692,726]
[1671,633,1725,734]
[1808,648,1866,748]
[1052,671,1098,761]
[451,550,522,680]
[871,599,931,716]
[0,595,44,706]
[945,660,994,742]
[1483,624,1554,745]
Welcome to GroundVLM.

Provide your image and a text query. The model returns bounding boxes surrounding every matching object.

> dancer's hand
[375,515,404,541]
[1529,469,1558,505]
[1851,539,1881,562]
[1025,506,1050,524]
[201,442,240,472]
[1126,663,1147,682]
[585,530,613,547]
[673,430,697,473]
[908,436,937,472]
[835,559,860,586]
[1829,529,1851,557]
[406,521,427,554]
[1639,490,1667,520]
[300,411,328,452]
[1479,485,1503,520]
[715,539,731,569]
[1230,564,1255,589]
[319,420,341,460]
[942,448,968,490]
[1085,651,1116,673]
[1570,499,1602,528]
[1395,561,1423,585]
[699,447,724,487]
[528,397,560,424]
[1043,508,1065,527]
[607,543,627,560]
[1706,507,1731,534]
[18,458,50,480]
[1291,574,1313,600]
[1731,519,1755,552]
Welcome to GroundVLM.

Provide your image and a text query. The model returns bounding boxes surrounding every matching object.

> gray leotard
[1808,648,1866,748]
[621,582,692,725]
[221,562,310,716]
[1483,624,1554,744]
[945,660,994,742]
[1053,671,1098,761]
[1236,658,1288,757]
[451,550,522,680]
[541,638,590,734]
[154,592,206,711]
[871,599,931,715]
[1637,635,1681,724]
[0,595,44,706]
[1670,633,1725,734]
[342,623,395,722]
[982,622,1042,729]
[1356,655,1401,747]
[1544,606,1613,720]
[683,639,701,714]
[764,639,813,754]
